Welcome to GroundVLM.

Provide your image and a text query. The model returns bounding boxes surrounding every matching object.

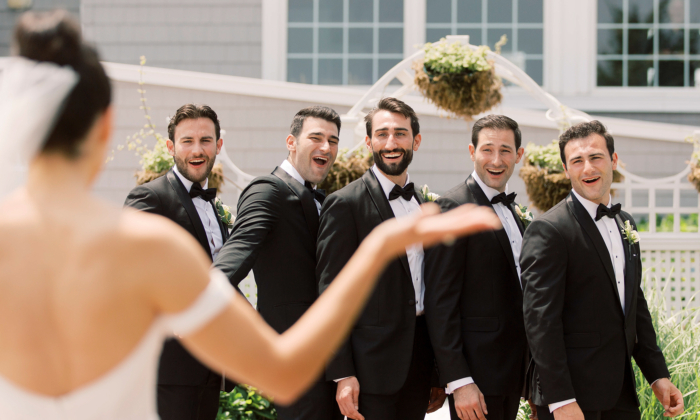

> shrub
[218,385,276,420]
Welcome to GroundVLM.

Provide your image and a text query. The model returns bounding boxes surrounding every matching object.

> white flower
[420,184,439,202]
[621,220,640,245]
[515,204,534,228]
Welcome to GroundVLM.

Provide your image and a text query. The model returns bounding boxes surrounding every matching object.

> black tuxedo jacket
[213,167,321,334]
[124,169,231,387]
[317,169,424,396]
[521,192,669,410]
[424,175,529,397]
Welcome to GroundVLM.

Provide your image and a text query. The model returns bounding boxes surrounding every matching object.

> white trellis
[335,35,700,312]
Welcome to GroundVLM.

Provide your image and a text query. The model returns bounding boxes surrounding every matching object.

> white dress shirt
[173,165,224,260]
[280,159,322,215]
[372,165,425,315]
[445,171,524,395]
[549,190,626,413]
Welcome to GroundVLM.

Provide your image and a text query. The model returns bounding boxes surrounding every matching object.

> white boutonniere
[514,204,533,229]
[620,220,640,246]
[215,197,234,229]
[420,184,440,202]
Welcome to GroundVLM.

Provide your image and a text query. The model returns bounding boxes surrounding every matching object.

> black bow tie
[491,192,516,206]
[595,203,621,221]
[304,181,326,204]
[389,182,416,201]
[189,182,217,201]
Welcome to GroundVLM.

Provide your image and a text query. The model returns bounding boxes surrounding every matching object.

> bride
[0,10,500,420]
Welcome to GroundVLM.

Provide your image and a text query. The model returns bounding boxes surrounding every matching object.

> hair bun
[13,10,82,67]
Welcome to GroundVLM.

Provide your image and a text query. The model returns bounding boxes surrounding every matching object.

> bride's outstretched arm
[154,203,499,404]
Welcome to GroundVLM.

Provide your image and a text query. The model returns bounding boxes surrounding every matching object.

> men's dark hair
[471,115,522,150]
[15,10,112,158]
[558,120,615,166]
[168,104,221,142]
[365,97,420,137]
[289,106,341,137]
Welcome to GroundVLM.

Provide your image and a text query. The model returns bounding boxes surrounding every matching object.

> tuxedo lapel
[509,202,525,235]
[362,170,413,279]
[273,167,319,240]
[166,170,213,258]
[466,176,520,281]
[616,214,636,316]
[567,193,622,308]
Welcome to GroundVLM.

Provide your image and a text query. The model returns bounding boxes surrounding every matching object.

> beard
[373,147,413,176]
[173,154,215,184]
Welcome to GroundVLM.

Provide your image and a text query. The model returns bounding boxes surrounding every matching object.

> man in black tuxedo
[424,115,529,420]
[521,120,684,420]
[213,106,343,420]
[317,97,446,420]
[125,104,233,420]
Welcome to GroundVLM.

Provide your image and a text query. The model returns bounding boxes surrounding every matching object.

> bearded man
[125,104,234,420]
[317,97,446,420]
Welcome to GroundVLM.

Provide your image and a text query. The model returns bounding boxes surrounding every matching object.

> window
[287,0,404,85]
[597,0,700,87]
[425,0,544,85]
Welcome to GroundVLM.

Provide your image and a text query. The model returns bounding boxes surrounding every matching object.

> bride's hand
[373,202,501,258]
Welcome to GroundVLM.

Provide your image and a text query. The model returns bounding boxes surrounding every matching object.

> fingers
[419,202,440,216]
[667,389,684,416]
[479,392,488,416]
[336,384,364,420]
[418,205,501,249]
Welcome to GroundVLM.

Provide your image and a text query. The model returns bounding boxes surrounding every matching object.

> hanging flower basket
[520,141,624,213]
[688,162,700,193]
[413,38,504,120]
[318,148,373,194]
[686,133,700,193]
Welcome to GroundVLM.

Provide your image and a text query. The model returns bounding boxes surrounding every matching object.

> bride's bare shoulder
[115,208,211,275]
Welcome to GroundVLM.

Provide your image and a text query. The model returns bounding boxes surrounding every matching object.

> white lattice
[641,249,700,312]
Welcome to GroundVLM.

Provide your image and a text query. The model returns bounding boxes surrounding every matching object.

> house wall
[0,0,80,56]
[81,0,262,78]
[99,79,693,213]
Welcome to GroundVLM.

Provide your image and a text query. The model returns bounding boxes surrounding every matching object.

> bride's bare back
[0,188,213,396]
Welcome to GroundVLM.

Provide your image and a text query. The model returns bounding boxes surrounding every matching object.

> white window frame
[263,0,700,113]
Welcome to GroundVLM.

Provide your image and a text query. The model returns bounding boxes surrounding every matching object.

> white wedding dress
[0,270,234,420]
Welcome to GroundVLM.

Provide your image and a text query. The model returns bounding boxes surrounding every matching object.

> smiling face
[469,128,524,193]
[286,117,339,185]
[563,133,618,205]
[167,117,222,184]
[365,110,422,184]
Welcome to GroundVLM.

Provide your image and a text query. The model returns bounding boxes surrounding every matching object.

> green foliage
[635,214,699,233]
[422,40,493,75]
[634,273,700,419]
[524,140,564,173]
[517,272,700,419]
[218,385,276,420]
[139,134,173,173]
